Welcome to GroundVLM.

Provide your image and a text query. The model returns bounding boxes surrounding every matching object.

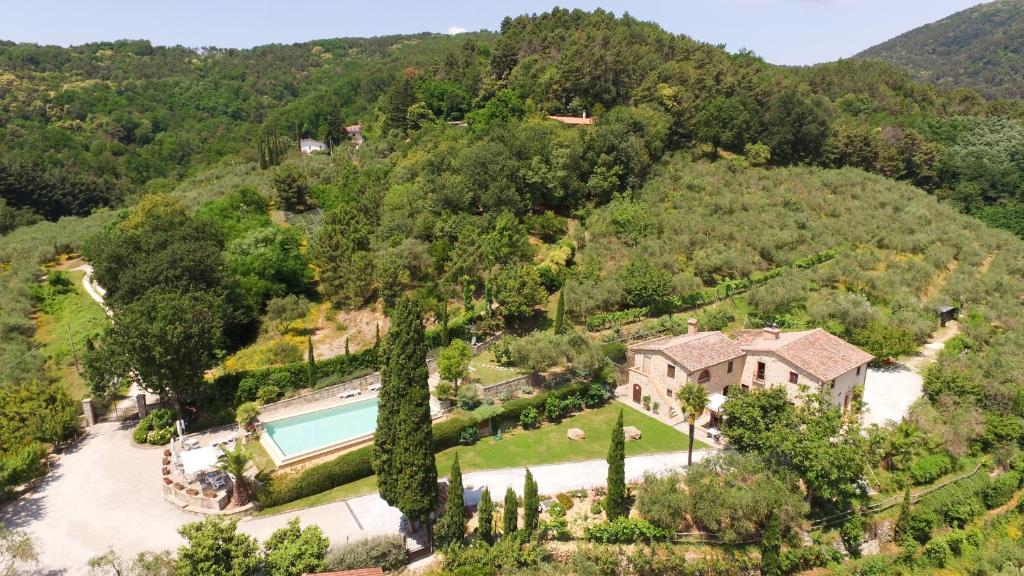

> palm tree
[678,382,710,466]
[216,443,253,507]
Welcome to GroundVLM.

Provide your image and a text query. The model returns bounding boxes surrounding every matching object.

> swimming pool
[263,398,378,462]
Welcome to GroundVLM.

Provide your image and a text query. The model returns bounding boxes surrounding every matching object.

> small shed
[937,305,960,327]
[300,138,327,155]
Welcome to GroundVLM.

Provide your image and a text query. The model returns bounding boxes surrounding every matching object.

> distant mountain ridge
[857,0,1024,99]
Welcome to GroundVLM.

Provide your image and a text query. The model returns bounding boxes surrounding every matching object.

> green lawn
[34,270,110,400]
[255,401,701,516]
[467,349,526,386]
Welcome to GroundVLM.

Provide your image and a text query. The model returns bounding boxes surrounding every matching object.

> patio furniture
[368,383,382,392]
[705,427,722,442]
[337,388,361,399]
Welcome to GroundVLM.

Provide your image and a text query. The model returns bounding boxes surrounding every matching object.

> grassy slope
[255,401,698,516]
[33,270,109,399]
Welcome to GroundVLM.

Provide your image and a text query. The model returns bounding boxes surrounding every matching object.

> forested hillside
[4,7,1024,574]
[858,0,1024,100]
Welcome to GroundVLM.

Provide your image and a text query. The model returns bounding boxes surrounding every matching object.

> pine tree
[372,297,437,528]
[605,409,626,520]
[436,454,465,548]
[761,510,782,576]
[306,336,316,388]
[502,487,518,535]
[523,468,539,533]
[477,487,494,544]
[553,290,566,334]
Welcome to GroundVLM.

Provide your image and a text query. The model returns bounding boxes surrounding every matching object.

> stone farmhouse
[627,318,873,425]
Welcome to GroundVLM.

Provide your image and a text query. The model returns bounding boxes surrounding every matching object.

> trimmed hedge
[919,471,990,528]
[258,445,374,507]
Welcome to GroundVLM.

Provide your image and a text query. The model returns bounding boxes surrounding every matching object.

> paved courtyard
[1,420,708,575]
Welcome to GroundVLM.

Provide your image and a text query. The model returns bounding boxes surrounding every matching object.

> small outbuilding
[300,138,327,155]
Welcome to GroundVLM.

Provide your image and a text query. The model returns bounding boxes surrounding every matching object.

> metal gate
[100,403,139,422]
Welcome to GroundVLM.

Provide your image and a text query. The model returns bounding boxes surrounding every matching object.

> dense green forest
[858,0,1024,100]
[3,8,1024,572]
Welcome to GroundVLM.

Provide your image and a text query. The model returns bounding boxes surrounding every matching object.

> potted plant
[162,466,170,476]
[163,477,173,485]
[186,488,199,496]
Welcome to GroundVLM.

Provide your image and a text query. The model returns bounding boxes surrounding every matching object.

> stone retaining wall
[479,373,537,400]
[259,372,381,419]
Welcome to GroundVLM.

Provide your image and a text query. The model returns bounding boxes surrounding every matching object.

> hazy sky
[0,0,987,65]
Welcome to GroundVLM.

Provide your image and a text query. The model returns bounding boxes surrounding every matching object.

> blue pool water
[264,398,378,458]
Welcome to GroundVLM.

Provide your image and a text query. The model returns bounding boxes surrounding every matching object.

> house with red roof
[628,319,872,422]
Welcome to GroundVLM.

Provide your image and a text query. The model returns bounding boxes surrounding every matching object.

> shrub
[555,492,574,511]
[982,471,1020,509]
[146,427,173,445]
[133,419,153,444]
[148,408,175,430]
[902,510,937,544]
[519,407,540,429]
[0,443,46,491]
[908,453,954,485]
[459,426,477,446]
[600,341,627,364]
[543,396,566,422]
[323,535,407,573]
[584,518,671,544]
[778,545,842,574]
[840,513,865,558]
[920,471,989,528]
[457,385,481,411]
[923,539,951,568]
[257,385,283,404]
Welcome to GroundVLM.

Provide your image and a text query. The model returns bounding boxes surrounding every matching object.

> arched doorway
[632,384,641,403]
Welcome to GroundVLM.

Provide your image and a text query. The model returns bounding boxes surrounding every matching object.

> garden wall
[479,373,537,400]
[259,372,381,420]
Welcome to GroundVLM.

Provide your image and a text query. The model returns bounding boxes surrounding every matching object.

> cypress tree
[761,510,782,576]
[344,337,350,357]
[477,487,494,544]
[605,409,626,520]
[554,290,565,334]
[374,322,380,350]
[523,468,539,534]
[306,336,316,388]
[439,301,449,347]
[372,297,437,528]
[462,279,474,312]
[436,454,465,548]
[895,486,912,544]
[502,487,518,535]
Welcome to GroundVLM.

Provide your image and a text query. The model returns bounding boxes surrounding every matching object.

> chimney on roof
[687,318,698,336]
[763,325,781,340]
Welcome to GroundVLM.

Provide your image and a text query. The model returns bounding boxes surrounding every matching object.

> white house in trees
[299,138,327,155]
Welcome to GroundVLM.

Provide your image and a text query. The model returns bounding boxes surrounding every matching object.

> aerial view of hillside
[2,2,1024,575]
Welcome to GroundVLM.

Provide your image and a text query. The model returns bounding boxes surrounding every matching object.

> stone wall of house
[738,350,821,398]
[259,372,381,419]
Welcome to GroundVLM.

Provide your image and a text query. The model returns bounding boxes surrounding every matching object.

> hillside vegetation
[858,0,1024,99]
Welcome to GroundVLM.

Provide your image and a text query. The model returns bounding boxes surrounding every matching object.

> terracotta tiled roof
[305,565,385,569]
[345,124,362,133]
[547,115,593,125]
[739,328,874,382]
[632,332,745,373]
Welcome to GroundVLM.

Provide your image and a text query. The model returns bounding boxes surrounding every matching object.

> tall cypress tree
[554,290,565,334]
[895,485,912,544]
[605,409,626,520]
[523,468,539,533]
[436,454,465,548]
[761,510,782,576]
[477,487,494,544]
[502,487,518,535]
[344,337,350,357]
[306,336,316,388]
[372,297,437,528]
